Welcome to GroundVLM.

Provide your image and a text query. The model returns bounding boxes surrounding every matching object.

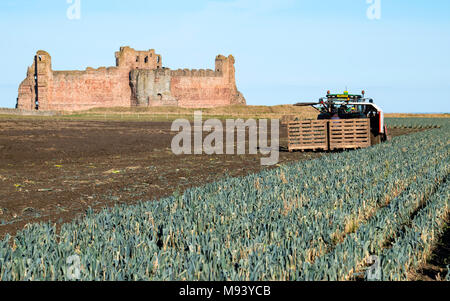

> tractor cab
[318,91,367,120]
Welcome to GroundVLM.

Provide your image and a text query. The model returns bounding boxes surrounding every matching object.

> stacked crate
[288,120,329,151]
[288,119,371,152]
[328,119,371,150]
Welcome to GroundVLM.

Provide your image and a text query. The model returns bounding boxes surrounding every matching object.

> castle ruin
[17,47,246,111]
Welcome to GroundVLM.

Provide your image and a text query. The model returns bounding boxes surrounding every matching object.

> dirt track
[0,119,422,238]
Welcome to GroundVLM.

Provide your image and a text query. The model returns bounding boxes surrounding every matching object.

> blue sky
[0,0,449,113]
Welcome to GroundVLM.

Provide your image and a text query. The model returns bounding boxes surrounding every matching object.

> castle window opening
[144,56,148,63]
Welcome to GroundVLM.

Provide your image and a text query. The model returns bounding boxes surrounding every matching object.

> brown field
[4,105,448,121]
[0,105,320,121]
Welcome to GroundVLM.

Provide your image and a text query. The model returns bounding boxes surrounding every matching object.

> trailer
[288,91,388,152]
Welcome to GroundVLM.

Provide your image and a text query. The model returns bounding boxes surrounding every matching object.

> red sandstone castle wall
[17,48,245,111]
[47,68,131,111]
[171,76,234,108]
[17,72,35,111]
[170,55,243,108]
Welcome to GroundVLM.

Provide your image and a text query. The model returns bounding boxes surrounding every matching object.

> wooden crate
[281,115,295,126]
[288,120,328,151]
[329,119,371,150]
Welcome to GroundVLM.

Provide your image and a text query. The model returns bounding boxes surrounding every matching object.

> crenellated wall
[48,67,131,111]
[17,47,245,111]
[130,55,245,108]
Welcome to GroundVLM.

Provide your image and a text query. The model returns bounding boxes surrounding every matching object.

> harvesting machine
[287,91,388,152]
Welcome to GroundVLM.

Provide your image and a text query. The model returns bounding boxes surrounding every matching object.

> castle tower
[34,51,52,110]
[215,55,236,85]
[17,50,52,110]
[115,46,162,70]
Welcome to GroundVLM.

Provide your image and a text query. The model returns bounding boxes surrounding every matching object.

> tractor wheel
[370,132,382,146]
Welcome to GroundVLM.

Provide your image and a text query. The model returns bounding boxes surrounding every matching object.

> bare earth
[0,119,325,238]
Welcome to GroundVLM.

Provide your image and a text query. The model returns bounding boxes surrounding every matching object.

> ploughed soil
[2,119,443,280]
[0,119,326,238]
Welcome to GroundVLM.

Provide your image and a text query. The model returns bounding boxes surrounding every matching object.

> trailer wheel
[371,132,382,146]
